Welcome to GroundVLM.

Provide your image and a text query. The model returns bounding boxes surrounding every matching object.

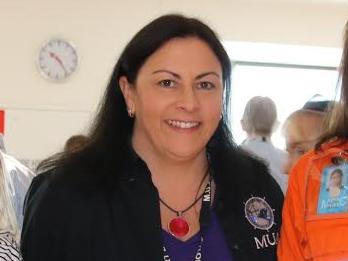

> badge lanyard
[162,179,212,261]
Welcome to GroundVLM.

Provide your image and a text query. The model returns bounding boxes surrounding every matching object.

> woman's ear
[119,76,136,112]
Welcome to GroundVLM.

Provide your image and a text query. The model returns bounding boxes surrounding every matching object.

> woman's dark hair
[331,168,343,178]
[38,14,238,185]
[317,22,348,148]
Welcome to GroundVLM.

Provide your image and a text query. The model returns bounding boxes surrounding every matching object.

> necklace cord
[159,168,209,215]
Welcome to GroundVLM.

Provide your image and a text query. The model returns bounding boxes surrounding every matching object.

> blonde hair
[283,109,326,138]
[242,96,277,136]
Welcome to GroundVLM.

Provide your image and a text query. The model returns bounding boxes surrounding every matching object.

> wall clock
[38,39,78,81]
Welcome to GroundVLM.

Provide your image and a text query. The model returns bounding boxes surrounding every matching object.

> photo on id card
[317,163,348,214]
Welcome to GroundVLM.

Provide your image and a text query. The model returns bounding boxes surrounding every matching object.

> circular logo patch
[244,197,274,230]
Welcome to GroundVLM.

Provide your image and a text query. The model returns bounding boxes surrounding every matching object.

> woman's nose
[176,86,199,112]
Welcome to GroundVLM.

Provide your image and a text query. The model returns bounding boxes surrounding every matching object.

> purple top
[162,212,233,261]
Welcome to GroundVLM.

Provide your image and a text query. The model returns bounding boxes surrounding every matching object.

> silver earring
[128,108,135,118]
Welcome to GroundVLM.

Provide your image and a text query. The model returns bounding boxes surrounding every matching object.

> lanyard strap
[162,179,212,261]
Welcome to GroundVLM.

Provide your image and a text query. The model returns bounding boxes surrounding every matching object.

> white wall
[1,0,348,160]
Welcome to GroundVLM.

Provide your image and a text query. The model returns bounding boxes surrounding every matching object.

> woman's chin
[163,145,205,162]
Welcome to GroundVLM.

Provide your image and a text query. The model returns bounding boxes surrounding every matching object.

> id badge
[317,164,348,214]
[304,148,348,219]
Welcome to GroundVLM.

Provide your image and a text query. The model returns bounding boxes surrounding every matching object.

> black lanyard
[162,179,212,261]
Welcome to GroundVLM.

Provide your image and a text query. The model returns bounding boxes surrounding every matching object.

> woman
[21,14,283,261]
[282,99,332,174]
[240,96,287,193]
[278,22,348,260]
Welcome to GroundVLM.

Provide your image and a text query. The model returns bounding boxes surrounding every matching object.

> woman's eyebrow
[152,70,221,80]
[152,70,180,79]
[195,72,221,80]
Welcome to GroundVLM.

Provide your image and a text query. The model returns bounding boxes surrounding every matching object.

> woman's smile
[165,119,201,130]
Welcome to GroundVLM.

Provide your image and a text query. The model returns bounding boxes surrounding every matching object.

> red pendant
[168,217,190,238]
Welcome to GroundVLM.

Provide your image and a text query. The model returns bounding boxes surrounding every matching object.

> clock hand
[49,52,67,74]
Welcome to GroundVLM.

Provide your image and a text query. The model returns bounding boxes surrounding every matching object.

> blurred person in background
[0,135,34,260]
[282,98,333,174]
[64,134,89,153]
[241,96,287,193]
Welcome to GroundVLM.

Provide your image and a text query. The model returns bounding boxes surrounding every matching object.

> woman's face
[283,113,324,174]
[120,37,223,161]
[330,172,342,187]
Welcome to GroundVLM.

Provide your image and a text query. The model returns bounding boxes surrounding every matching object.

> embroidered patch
[244,197,274,230]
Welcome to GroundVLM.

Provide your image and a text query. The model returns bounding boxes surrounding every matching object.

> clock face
[38,39,78,81]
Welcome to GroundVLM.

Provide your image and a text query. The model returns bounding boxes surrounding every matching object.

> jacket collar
[118,145,153,182]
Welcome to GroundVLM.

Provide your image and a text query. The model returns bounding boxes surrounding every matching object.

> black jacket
[21,151,283,261]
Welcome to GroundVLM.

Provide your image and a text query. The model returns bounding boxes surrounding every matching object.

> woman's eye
[295,148,306,155]
[159,79,175,88]
[287,146,305,156]
[198,81,215,90]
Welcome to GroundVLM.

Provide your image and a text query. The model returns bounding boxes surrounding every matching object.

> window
[224,42,341,148]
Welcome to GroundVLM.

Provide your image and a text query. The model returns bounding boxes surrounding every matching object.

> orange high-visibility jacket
[278,141,348,261]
